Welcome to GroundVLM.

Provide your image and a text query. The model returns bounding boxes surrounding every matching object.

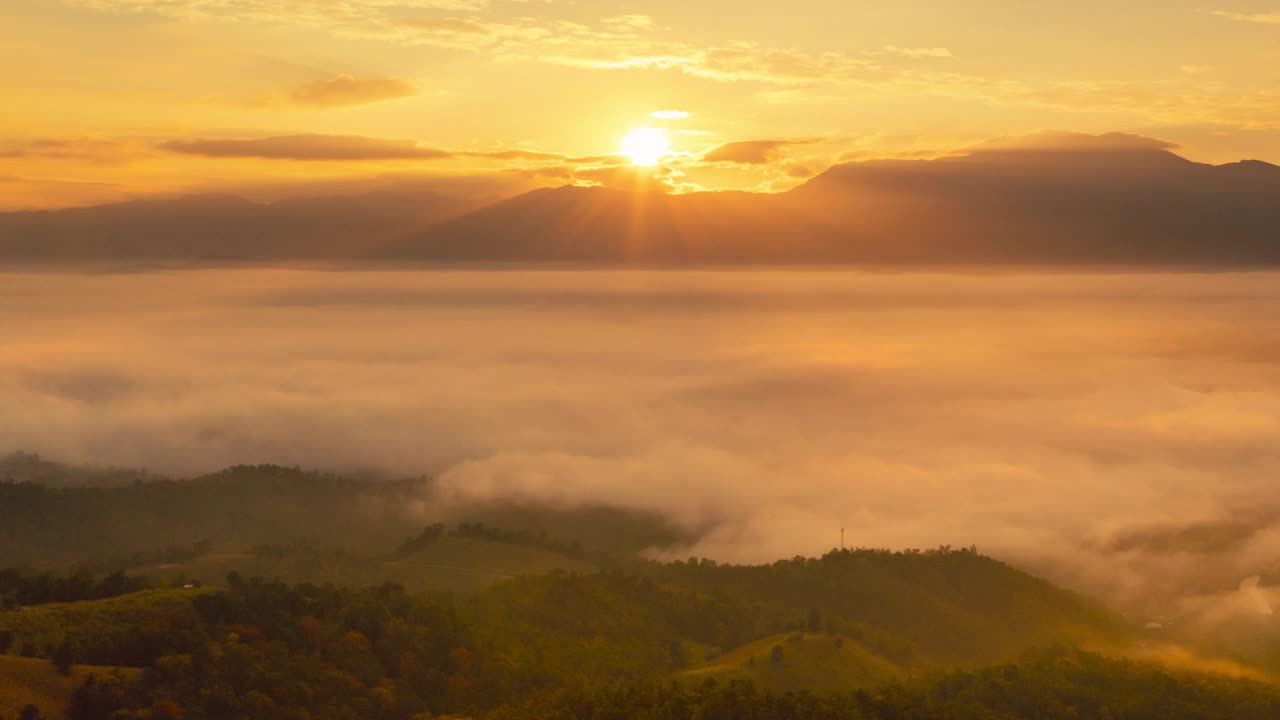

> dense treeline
[0,569,148,610]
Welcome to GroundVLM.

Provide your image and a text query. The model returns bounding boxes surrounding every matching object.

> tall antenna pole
[841,527,845,550]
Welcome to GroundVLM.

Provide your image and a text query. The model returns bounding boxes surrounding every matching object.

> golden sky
[3,0,1280,208]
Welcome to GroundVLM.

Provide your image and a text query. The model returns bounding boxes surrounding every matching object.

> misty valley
[9,0,1280,715]
[2,268,1280,719]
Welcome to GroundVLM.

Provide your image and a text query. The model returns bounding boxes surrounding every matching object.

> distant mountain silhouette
[783,146,1280,264]
[390,144,1280,265]
[4,139,1279,265]
[0,188,472,263]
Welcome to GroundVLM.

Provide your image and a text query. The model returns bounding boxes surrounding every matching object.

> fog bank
[2,268,1279,622]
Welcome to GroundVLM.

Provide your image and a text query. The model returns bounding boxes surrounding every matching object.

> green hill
[681,631,907,692]
[646,549,1125,666]
[0,655,138,719]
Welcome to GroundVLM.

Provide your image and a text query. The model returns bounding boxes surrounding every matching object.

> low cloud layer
[161,134,452,161]
[2,269,1279,625]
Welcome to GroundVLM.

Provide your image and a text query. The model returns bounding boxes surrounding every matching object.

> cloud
[4,268,1280,629]
[289,75,417,107]
[462,149,568,161]
[2,267,1280,609]
[649,110,690,120]
[881,45,953,58]
[0,137,147,165]
[63,1,1280,130]
[602,14,653,30]
[702,139,807,164]
[1212,10,1280,24]
[159,134,452,161]
[398,17,492,34]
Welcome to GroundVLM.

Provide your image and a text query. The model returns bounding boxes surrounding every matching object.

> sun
[619,128,671,167]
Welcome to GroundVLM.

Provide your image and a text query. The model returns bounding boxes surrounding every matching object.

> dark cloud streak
[160,134,452,161]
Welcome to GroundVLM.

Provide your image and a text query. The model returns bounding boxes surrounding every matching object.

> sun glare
[620,128,671,166]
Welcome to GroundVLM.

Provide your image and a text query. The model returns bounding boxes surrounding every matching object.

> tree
[18,706,42,720]
[807,606,823,632]
[0,629,13,654]
[52,639,74,676]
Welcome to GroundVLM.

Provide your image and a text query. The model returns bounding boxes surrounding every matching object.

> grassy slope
[681,632,907,693]
[134,537,597,593]
[0,588,209,649]
[0,655,138,718]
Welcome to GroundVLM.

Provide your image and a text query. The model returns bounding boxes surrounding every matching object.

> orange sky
[3,0,1280,208]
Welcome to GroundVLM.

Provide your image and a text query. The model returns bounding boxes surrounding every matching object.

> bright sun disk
[620,128,671,167]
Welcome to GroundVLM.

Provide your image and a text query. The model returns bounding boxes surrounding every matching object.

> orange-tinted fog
[2,268,1279,631]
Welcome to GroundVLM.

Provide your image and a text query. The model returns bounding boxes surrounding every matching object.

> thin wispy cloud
[160,134,452,161]
[882,45,953,58]
[289,75,417,107]
[1212,9,1280,23]
[602,14,654,29]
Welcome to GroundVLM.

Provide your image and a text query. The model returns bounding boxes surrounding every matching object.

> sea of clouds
[2,267,1279,626]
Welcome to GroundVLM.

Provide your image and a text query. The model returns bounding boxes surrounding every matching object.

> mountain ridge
[4,144,1280,266]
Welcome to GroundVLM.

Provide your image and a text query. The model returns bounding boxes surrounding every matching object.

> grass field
[680,632,907,693]
[0,655,138,719]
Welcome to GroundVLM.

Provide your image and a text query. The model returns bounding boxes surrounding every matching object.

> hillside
[0,463,690,570]
[0,656,138,720]
[0,552,1269,719]
[0,588,209,666]
[644,548,1124,666]
[680,631,907,693]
